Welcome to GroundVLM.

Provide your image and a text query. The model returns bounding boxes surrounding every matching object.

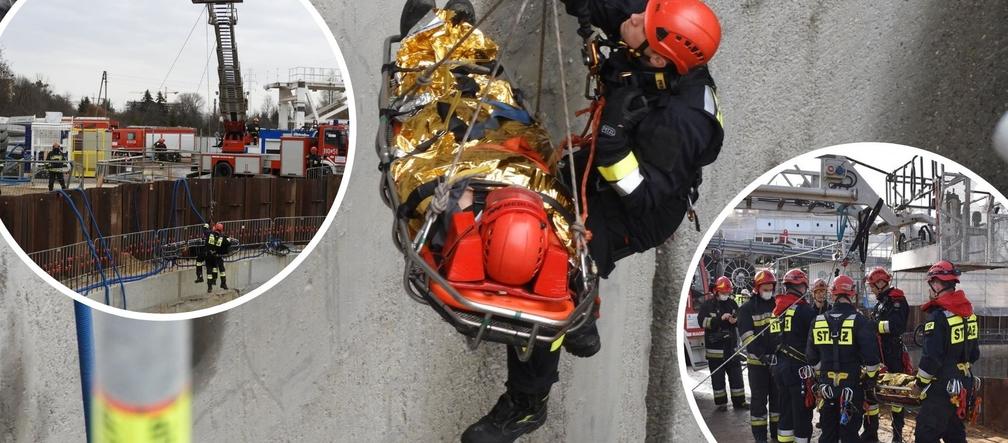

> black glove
[561,0,593,37]
[596,86,649,166]
[758,354,776,366]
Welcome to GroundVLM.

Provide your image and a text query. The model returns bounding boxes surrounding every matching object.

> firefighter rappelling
[378,0,724,440]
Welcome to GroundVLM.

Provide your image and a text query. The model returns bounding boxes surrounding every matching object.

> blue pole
[74,301,94,443]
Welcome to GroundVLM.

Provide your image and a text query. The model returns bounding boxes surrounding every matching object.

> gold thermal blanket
[388,10,575,251]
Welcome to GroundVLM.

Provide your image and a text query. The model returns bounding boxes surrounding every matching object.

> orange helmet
[812,278,828,292]
[644,0,721,75]
[830,275,857,299]
[479,187,549,286]
[926,260,960,283]
[753,269,776,288]
[865,267,891,287]
[783,268,808,287]
[713,276,732,294]
[212,223,224,233]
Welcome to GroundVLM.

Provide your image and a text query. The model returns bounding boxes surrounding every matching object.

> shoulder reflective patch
[924,321,935,331]
[704,85,723,127]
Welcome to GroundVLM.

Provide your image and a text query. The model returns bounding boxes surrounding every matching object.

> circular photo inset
[680,143,1008,442]
[0,0,354,317]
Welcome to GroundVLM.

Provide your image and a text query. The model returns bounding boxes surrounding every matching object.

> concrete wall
[86,254,295,312]
[1,1,1007,442]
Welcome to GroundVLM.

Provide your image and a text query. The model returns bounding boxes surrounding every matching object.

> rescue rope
[159,8,206,95]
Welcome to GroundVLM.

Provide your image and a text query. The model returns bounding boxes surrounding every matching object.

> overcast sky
[0,0,345,113]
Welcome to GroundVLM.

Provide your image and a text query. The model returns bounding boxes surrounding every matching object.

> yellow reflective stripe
[891,406,903,413]
[93,389,191,443]
[550,334,565,352]
[597,152,639,182]
[842,319,854,327]
[878,320,889,334]
[947,316,964,326]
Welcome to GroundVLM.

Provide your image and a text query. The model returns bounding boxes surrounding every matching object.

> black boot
[461,391,548,443]
[562,301,601,358]
[220,276,228,290]
[207,279,215,293]
[860,418,879,443]
[400,0,435,36]
[445,0,475,24]
[891,410,905,443]
[194,267,203,283]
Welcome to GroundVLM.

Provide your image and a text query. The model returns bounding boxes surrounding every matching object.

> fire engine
[192,0,347,178]
[112,126,197,162]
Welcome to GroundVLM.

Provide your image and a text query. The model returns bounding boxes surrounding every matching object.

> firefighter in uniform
[861,267,910,443]
[194,223,210,284]
[46,142,67,191]
[737,269,781,442]
[811,278,830,315]
[698,276,747,411]
[773,269,817,443]
[461,1,726,441]
[205,222,231,293]
[806,275,881,443]
[914,261,980,443]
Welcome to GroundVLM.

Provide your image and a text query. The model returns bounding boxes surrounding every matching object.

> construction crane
[193,0,249,154]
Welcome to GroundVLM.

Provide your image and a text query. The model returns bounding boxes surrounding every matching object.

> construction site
[684,148,1008,441]
[0,0,350,313]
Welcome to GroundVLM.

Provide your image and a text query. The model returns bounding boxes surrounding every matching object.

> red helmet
[479,187,549,286]
[926,260,960,283]
[753,269,776,289]
[866,267,892,287]
[713,276,732,294]
[783,268,808,287]
[830,275,857,299]
[812,278,828,292]
[310,146,318,153]
[212,223,224,233]
[644,0,722,75]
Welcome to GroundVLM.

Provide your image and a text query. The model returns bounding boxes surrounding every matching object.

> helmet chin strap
[618,38,650,59]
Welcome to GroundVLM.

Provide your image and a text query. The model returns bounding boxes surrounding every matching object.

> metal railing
[0,159,80,194]
[27,215,326,298]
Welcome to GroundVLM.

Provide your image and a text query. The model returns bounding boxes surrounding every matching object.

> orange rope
[557,97,606,243]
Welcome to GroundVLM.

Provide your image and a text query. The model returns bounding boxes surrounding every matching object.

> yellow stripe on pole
[93,389,191,443]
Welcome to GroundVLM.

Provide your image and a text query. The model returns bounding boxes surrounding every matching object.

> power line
[158,8,206,95]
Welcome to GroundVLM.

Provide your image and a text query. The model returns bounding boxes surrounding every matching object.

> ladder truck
[192,0,344,178]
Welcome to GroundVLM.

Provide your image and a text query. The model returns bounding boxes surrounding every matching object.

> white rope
[549,0,591,259]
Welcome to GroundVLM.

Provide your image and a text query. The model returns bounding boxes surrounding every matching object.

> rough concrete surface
[1,0,1007,442]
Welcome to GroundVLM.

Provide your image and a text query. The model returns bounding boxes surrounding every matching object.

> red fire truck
[112,126,197,162]
[683,257,711,369]
[200,123,348,177]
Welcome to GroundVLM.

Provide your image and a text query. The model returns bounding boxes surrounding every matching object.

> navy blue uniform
[697,297,746,407]
[862,287,910,439]
[511,0,724,396]
[806,303,881,443]
[773,300,817,443]
[737,295,780,441]
[915,291,980,443]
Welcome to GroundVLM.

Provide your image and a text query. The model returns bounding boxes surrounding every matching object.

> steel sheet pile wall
[0,175,340,253]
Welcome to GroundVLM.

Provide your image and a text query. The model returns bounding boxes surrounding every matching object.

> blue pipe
[57,190,110,304]
[75,188,127,309]
[73,301,94,443]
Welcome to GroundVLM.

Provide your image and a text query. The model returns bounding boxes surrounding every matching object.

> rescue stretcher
[376,7,599,360]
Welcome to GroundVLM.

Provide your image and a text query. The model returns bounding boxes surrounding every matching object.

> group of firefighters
[699,260,981,443]
[193,222,232,293]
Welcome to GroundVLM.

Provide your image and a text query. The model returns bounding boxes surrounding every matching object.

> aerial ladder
[193,0,249,154]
